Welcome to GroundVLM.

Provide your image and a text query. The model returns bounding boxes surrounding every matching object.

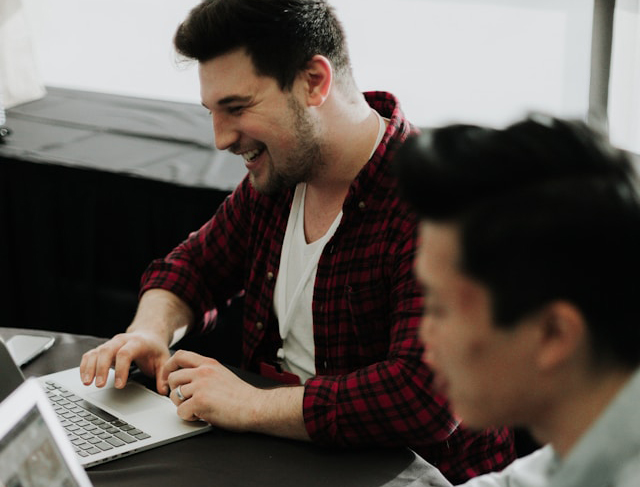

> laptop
[0,338,211,468]
[0,378,93,487]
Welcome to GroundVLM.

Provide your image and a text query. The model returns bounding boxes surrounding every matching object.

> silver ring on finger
[175,384,186,402]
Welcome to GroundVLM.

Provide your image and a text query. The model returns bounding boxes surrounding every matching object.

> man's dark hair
[394,115,640,369]
[174,0,352,91]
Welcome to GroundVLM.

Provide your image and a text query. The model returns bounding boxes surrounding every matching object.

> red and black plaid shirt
[140,92,515,483]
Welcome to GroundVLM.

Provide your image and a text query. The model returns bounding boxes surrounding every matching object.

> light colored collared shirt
[546,367,640,487]
[391,366,640,487]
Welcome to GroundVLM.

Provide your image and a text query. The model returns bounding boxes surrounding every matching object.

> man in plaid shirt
[79,0,514,482]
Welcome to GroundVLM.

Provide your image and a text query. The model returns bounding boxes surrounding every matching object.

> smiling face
[199,48,323,195]
[415,222,545,429]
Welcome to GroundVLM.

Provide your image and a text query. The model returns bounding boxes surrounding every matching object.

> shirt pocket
[346,281,390,362]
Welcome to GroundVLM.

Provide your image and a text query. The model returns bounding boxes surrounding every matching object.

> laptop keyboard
[44,380,151,458]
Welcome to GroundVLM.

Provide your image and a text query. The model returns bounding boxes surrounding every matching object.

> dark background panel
[0,157,229,338]
[0,88,242,340]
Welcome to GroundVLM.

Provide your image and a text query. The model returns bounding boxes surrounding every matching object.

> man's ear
[536,301,587,370]
[300,55,333,107]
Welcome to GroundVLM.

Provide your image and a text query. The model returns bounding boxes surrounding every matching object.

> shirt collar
[342,92,413,210]
[549,367,640,487]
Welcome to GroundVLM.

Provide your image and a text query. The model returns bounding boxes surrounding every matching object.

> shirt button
[256,321,264,331]
[358,201,366,209]
[267,271,274,281]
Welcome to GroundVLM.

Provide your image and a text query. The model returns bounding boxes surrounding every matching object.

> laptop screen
[0,404,84,487]
[0,378,93,487]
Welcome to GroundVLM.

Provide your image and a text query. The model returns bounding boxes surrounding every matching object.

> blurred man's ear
[535,301,587,371]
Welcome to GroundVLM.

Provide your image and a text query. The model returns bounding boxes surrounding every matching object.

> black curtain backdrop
[0,88,243,341]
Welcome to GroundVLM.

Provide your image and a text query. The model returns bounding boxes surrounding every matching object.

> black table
[0,88,245,339]
[0,327,437,487]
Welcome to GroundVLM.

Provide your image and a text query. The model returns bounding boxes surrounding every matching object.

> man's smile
[241,147,264,163]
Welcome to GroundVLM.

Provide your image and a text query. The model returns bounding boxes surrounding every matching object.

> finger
[155,355,172,396]
[166,368,193,392]
[92,335,129,387]
[170,382,191,405]
[93,346,116,388]
[176,395,202,422]
[79,349,99,385]
[160,350,214,395]
[162,370,187,398]
[160,350,204,380]
[112,347,136,389]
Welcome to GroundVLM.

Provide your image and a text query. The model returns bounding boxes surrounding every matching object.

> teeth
[242,148,262,162]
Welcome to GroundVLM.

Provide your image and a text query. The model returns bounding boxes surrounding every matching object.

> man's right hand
[79,330,171,394]
[80,289,194,394]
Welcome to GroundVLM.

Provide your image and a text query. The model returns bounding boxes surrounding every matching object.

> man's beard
[251,96,324,195]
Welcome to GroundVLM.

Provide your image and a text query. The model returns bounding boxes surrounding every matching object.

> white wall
[21,0,593,129]
[337,0,592,128]
[21,0,202,103]
[609,0,640,154]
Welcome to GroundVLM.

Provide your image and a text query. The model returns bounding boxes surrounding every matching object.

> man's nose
[212,113,238,151]
[419,314,436,346]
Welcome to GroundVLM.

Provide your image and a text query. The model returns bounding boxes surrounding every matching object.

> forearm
[250,386,310,441]
[128,289,195,346]
[164,352,310,441]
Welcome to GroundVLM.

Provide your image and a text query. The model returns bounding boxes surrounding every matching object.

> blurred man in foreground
[394,115,640,486]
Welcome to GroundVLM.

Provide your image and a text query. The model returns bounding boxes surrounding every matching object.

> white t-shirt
[273,182,341,382]
[273,111,387,382]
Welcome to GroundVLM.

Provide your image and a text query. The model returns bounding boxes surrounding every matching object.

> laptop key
[95,441,114,451]
[105,437,126,448]
[114,431,137,444]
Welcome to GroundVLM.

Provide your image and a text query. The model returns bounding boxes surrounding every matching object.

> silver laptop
[0,378,93,487]
[0,338,211,468]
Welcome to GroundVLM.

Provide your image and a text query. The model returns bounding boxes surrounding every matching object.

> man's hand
[80,289,194,392]
[162,350,310,441]
[79,330,171,392]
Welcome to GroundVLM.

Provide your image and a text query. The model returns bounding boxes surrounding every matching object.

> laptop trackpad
[86,383,169,415]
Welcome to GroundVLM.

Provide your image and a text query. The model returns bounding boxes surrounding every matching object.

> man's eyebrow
[215,95,253,107]
[201,95,253,111]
